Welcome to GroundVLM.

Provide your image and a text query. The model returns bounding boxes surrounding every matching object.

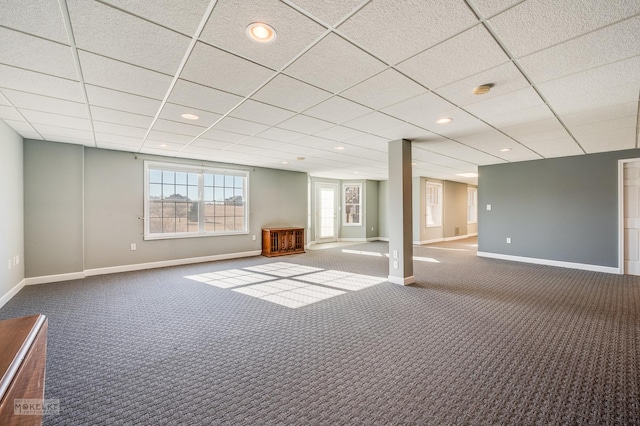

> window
[468,187,478,223]
[144,161,248,239]
[343,183,362,226]
[426,181,442,227]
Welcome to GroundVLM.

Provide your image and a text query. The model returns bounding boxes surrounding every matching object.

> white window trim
[144,161,249,240]
[468,187,478,224]
[342,182,363,226]
[426,181,443,228]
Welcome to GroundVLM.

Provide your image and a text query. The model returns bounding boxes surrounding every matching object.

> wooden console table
[262,227,305,257]
[0,314,48,426]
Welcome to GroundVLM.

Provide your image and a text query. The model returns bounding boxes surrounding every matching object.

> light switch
[486,204,492,211]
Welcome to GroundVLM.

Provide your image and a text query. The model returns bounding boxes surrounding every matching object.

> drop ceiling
[1,0,639,184]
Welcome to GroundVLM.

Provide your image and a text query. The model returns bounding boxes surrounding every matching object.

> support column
[388,139,415,285]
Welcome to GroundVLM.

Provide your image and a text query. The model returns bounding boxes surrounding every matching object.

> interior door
[624,161,640,275]
[316,183,338,243]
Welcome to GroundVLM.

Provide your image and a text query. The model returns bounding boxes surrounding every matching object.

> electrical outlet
[13,255,19,265]
[486,204,492,211]
[130,243,137,251]
[252,235,256,241]
[506,237,511,244]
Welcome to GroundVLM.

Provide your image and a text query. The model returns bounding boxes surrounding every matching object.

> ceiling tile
[397,25,510,90]
[373,122,430,140]
[434,62,530,107]
[284,33,386,93]
[288,0,364,26]
[94,141,139,152]
[343,133,389,151]
[95,132,144,147]
[159,103,223,128]
[520,135,584,158]
[468,0,523,18]
[237,137,285,150]
[381,92,454,123]
[500,117,566,137]
[168,79,243,114]
[33,124,94,142]
[338,0,478,64]
[68,0,190,75]
[199,128,248,144]
[465,87,544,122]
[258,127,306,142]
[251,74,331,112]
[152,119,206,137]
[313,125,367,141]
[229,100,295,126]
[2,89,87,118]
[213,117,269,136]
[341,69,427,110]
[481,104,556,129]
[101,0,211,35]
[0,64,82,102]
[489,0,640,57]
[519,15,640,84]
[342,112,405,133]
[278,115,335,134]
[79,51,172,99]
[186,140,234,151]
[570,116,637,153]
[1,119,38,135]
[200,0,326,70]
[0,27,76,80]
[412,146,477,170]
[537,56,640,115]
[147,130,193,144]
[304,96,372,123]
[0,0,68,43]
[20,109,91,130]
[412,139,505,165]
[91,106,152,128]
[0,105,22,121]
[85,85,161,116]
[455,129,541,161]
[181,42,275,97]
[0,92,9,106]
[559,102,638,128]
[93,121,146,138]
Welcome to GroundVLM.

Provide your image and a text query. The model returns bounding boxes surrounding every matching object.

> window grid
[468,187,478,224]
[426,182,443,228]
[145,162,248,239]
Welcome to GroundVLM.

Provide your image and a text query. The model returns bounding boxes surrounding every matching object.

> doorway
[316,183,338,243]
[620,159,640,275]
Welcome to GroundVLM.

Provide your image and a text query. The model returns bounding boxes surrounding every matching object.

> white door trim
[618,158,640,275]
[315,182,339,243]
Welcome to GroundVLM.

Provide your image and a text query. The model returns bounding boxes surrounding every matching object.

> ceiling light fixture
[411,162,417,166]
[436,117,453,124]
[473,84,493,95]
[246,22,276,43]
[181,113,199,120]
[456,172,478,178]
[158,144,168,147]
[282,161,289,164]
[335,146,345,150]
[500,148,512,152]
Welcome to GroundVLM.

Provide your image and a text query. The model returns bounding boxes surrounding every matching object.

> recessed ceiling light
[500,148,512,152]
[411,162,417,166]
[282,161,289,164]
[436,117,452,124]
[353,171,359,174]
[335,146,345,150]
[456,172,478,178]
[158,144,168,148]
[181,113,199,120]
[246,22,276,43]
[473,84,493,95]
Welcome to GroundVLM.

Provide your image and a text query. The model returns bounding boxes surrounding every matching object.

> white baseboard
[25,272,85,285]
[24,250,263,285]
[414,238,444,245]
[378,237,389,242]
[444,235,472,242]
[387,275,416,285]
[338,237,380,242]
[467,232,478,237]
[0,279,26,309]
[477,251,620,274]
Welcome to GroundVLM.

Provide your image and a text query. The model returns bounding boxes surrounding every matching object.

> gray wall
[24,141,308,276]
[378,180,389,239]
[479,149,640,267]
[24,140,84,277]
[443,180,468,238]
[0,121,24,301]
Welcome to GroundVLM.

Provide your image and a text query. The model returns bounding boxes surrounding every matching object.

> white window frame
[467,187,478,224]
[426,181,443,228]
[144,161,249,240]
[342,183,363,226]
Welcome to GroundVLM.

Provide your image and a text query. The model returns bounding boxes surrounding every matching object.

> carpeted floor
[1,238,638,425]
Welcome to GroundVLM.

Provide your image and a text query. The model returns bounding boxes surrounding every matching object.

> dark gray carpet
[1,238,638,425]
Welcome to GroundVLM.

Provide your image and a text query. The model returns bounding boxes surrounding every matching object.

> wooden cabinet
[0,314,48,426]
[262,227,305,257]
